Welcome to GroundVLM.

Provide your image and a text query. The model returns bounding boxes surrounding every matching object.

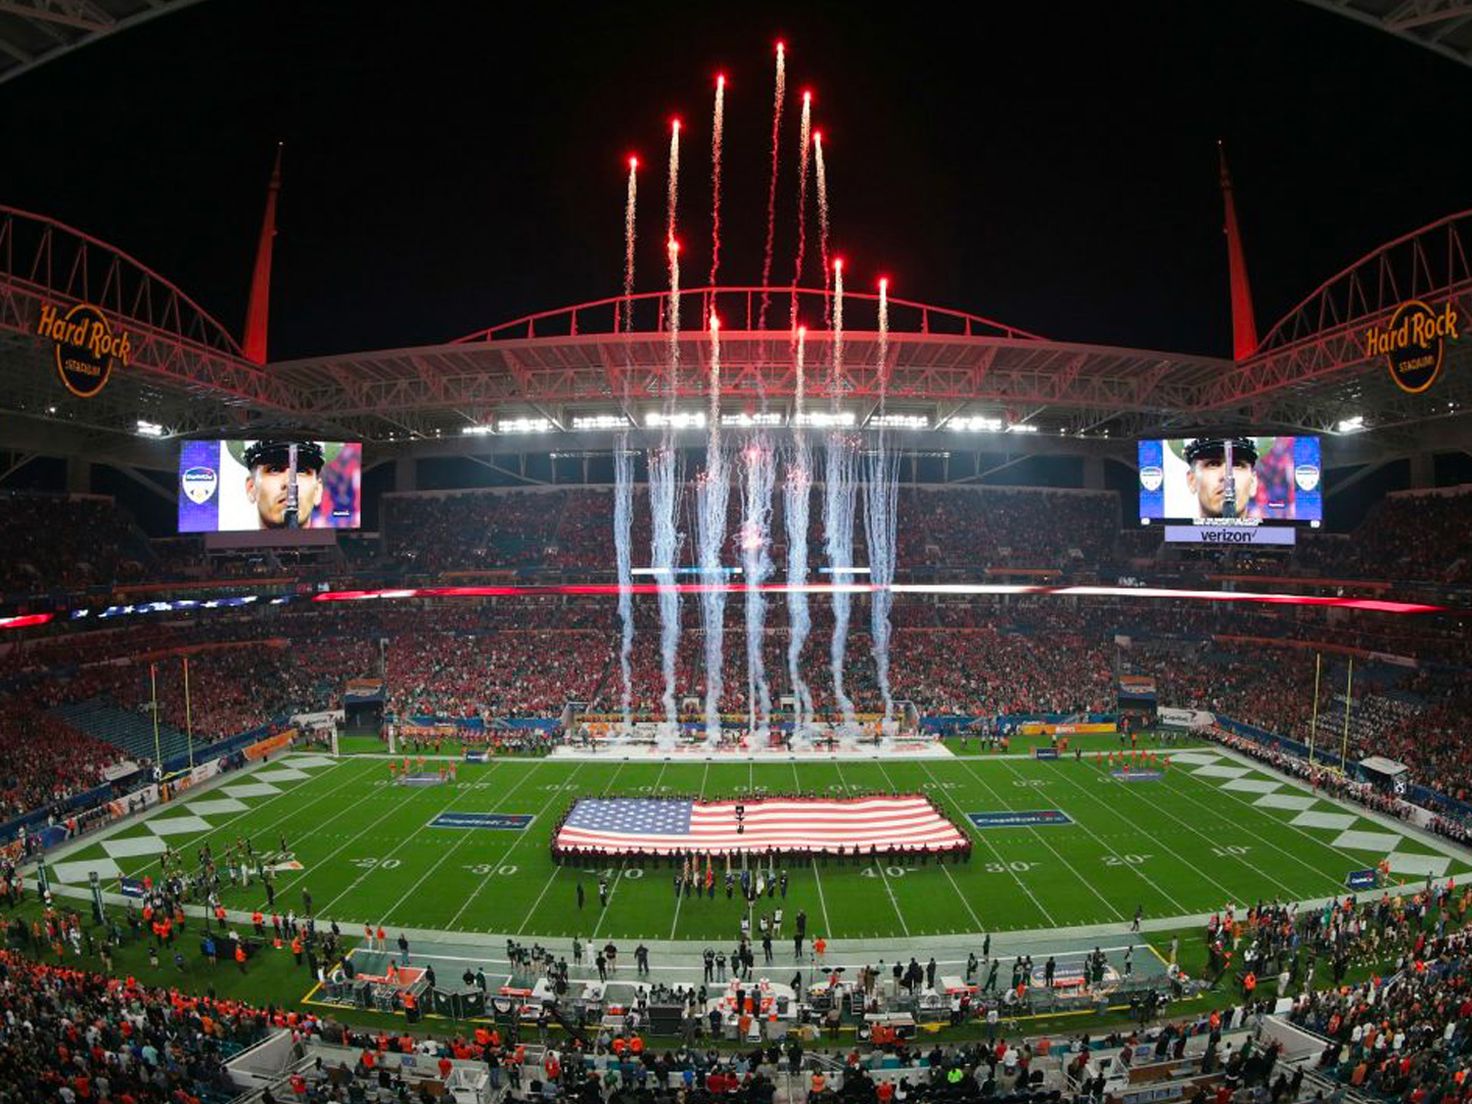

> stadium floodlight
[460,425,494,436]
[497,417,553,434]
[794,410,856,428]
[1336,415,1365,433]
[722,412,784,428]
[1006,423,1039,434]
[646,411,707,429]
[870,413,928,429]
[571,414,630,431]
[948,415,1003,433]
[136,419,164,437]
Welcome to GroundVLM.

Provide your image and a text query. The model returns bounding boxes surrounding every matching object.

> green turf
[52,748,1471,943]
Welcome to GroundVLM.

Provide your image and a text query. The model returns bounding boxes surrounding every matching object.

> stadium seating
[0,946,281,1101]
[0,491,156,594]
[0,705,123,822]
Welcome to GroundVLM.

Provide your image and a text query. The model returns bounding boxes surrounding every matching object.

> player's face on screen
[1186,456,1257,518]
[246,463,323,527]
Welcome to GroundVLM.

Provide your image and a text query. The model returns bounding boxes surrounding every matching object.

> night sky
[2,0,1467,363]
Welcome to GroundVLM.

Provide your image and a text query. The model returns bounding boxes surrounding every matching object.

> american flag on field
[554,796,968,855]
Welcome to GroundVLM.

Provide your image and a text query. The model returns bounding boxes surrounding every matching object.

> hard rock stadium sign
[36,301,132,398]
[1363,300,1460,394]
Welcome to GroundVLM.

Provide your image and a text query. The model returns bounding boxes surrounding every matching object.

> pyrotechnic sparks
[695,311,731,744]
[623,158,638,328]
[650,118,683,746]
[814,130,831,306]
[759,41,785,330]
[739,434,776,739]
[864,276,899,723]
[709,74,725,288]
[614,439,635,728]
[823,259,858,733]
[789,90,812,331]
[615,156,639,729]
[784,324,814,738]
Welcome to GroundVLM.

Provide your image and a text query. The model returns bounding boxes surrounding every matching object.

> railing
[1256,210,1472,354]
[454,285,1045,344]
[0,204,244,356]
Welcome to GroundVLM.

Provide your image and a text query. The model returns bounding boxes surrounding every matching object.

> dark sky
[2,0,1466,362]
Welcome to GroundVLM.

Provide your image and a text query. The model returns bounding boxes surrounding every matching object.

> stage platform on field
[549,740,954,761]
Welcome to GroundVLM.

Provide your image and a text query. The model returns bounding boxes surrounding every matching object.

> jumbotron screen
[1137,436,1322,526]
[177,439,362,533]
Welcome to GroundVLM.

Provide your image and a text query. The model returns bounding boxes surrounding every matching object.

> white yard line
[942,759,1059,927]
[977,759,1195,912]
[833,758,910,937]
[589,759,669,942]
[516,761,626,935]
[315,760,524,919]
[792,760,833,936]
[378,760,544,928]
[1156,764,1370,895]
[1042,757,1309,903]
[144,758,371,876]
[880,760,987,932]
[668,760,712,939]
[440,760,578,932]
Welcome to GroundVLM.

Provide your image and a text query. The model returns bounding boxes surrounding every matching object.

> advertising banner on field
[244,730,295,761]
[1159,707,1216,729]
[1018,721,1117,736]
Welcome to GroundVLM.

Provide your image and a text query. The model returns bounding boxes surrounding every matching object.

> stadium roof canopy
[1299,0,1472,69]
[1,205,1469,464]
[0,0,202,85]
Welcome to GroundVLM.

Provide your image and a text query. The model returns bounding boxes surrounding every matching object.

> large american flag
[554,796,967,855]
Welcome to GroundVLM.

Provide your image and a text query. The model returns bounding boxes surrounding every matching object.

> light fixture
[646,411,707,429]
[949,415,1003,433]
[496,417,552,434]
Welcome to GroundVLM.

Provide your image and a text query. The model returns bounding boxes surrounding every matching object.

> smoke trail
[788,91,812,331]
[650,121,683,744]
[823,262,858,731]
[667,120,681,250]
[623,159,638,323]
[739,432,776,739]
[758,42,785,330]
[864,279,898,723]
[709,76,725,289]
[650,445,681,739]
[614,440,635,727]
[814,132,831,307]
[614,157,638,730]
[784,326,814,738]
[695,311,730,744]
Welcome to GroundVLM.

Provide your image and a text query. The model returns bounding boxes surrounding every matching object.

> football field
[50,747,1471,942]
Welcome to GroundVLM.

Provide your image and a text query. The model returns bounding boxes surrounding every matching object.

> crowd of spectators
[1291,920,1472,1102]
[0,705,123,823]
[0,492,155,594]
[1,483,1470,596]
[0,936,299,1104]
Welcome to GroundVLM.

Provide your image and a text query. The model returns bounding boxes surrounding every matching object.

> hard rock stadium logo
[1363,300,1460,395]
[36,301,133,398]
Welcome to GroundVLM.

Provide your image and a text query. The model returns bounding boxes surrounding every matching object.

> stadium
[1,4,1471,1104]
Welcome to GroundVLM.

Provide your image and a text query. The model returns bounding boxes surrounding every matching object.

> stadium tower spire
[243,143,283,365]
[1218,140,1258,361]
